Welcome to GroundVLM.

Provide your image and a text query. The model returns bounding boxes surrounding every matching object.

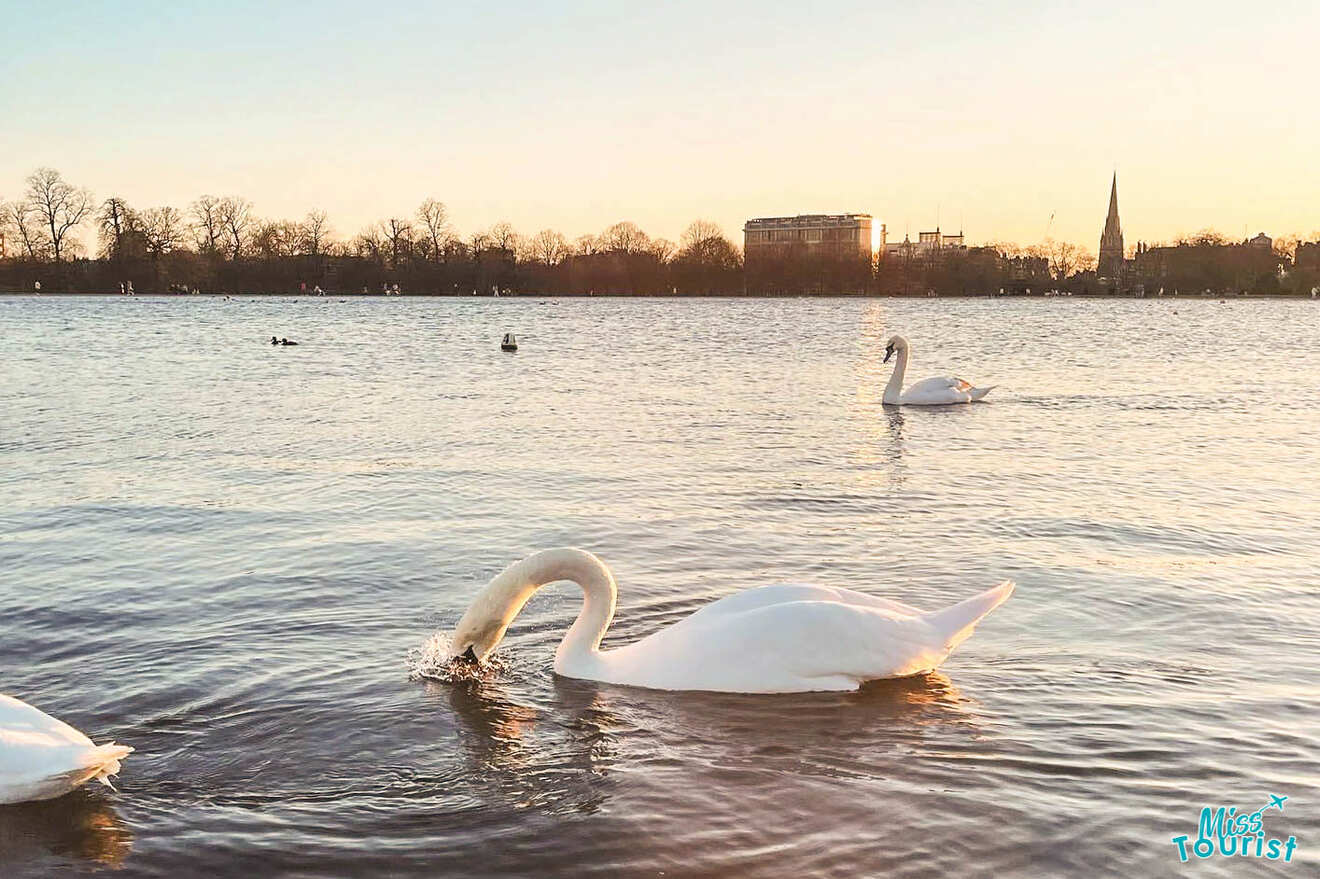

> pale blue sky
[3,0,1317,250]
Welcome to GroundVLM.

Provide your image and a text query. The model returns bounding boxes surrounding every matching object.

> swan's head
[449,590,518,665]
[448,560,542,665]
[883,335,908,363]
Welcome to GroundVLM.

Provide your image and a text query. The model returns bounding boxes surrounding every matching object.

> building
[883,227,965,260]
[743,214,873,263]
[1246,232,1273,252]
[1098,173,1124,281]
[1296,241,1320,272]
[1133,235,1284,293]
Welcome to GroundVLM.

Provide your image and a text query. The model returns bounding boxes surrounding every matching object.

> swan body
[0,695,133,804]
[882,335,993,405]
[448,548,1013,694]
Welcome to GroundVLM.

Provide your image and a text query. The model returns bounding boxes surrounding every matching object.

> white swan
[0,694,133,804]
[447,548,1013,694]
[882,335,994,405]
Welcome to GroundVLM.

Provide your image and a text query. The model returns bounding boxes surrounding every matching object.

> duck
[882,335,993,405]
[0,694,133,804]
[446,548,1013,694]
[280,338,298,346]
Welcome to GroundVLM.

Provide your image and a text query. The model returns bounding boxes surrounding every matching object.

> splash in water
[406,632,507,683]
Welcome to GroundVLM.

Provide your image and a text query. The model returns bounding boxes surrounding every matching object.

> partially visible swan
[447,548,1013,694]
[0,695,133,804]
[882,335,993,405]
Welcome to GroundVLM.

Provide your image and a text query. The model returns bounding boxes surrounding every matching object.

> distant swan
[0,695,132,804]
[883,335,993,405]
[447,548,1013,693]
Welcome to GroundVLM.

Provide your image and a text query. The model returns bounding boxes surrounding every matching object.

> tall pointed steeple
[1098,172,1125,281]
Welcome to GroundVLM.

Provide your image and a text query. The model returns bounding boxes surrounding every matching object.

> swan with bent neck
[448,548,1013,693]
[882,335,994,405]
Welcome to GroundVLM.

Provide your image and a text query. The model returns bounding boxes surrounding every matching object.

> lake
[2,295,1318,877]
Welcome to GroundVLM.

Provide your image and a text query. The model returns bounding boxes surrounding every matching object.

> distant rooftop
[745,214,871,230]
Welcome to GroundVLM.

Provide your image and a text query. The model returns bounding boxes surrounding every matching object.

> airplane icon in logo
[1244,794,1288,822]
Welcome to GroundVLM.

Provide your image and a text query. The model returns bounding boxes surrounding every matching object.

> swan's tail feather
[970,385,995,401]
[924,581,1014,649]
[86,743,133,788]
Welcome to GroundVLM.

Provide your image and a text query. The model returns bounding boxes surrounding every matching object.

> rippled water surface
[2,295,1318,877]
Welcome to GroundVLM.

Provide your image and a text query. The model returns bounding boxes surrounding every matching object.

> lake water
[2,295,1318,877]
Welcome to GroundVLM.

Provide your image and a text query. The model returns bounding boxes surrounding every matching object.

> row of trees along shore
[3,168,1318,296]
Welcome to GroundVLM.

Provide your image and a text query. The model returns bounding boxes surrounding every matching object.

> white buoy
[501,332,517,352]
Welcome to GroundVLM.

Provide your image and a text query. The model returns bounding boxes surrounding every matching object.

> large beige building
[743,214,873,262]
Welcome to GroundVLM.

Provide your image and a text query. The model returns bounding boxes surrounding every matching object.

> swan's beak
[883,345,895,363]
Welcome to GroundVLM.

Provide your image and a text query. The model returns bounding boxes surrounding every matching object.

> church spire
[1106,172,1120,229]
[1098,172,1124,281]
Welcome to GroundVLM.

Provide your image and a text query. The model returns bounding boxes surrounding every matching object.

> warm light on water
[1,295,1318,876]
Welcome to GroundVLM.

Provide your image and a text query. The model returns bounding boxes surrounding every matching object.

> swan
[446,548,1013,694]
[882,335,993,405]
[0,694,132,804]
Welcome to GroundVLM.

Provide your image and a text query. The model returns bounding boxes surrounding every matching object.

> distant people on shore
[33,281,41,294]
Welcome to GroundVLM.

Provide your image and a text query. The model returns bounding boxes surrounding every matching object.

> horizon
[3,1,1319,252]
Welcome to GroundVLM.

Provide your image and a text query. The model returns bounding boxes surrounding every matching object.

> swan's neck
[883,345,909,404]
[477,548,617,675]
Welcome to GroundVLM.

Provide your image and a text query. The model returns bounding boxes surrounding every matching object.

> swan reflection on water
[424,671,621,816]
[429,660,978,797]
[0,792,133,868]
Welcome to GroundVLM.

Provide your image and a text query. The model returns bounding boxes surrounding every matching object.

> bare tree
[648,238,676,263]
[299,210,331,256]
[1176,228,1229,247]
[417,198,450,262]
[3,199,48,260]
[679,219,723,251]
[1272,234,1299,261]
[486,221,519,253]
[600,221,648,254]
[97,197,138,259]
[354,225,386,263]
[26,168,93,263]
[140,207,185,256]
[573,234,600,256]
[383,217,414,268]
[191,195,225,254]
[218,196,253,260]
[677,220,739,268]
[525,228,569,266]
[1038,238,1088,280]
[253,219,300,259]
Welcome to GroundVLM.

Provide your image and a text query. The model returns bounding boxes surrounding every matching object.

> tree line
[0,168,741,295]
[3,167,1316,295]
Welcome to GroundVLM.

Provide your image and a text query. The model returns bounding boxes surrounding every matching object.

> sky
[3,0,1318,252]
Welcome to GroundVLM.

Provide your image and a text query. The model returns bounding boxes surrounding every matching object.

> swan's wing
[901,376,975,405]
[607,600,948,693]
[0,695,93,747]
[677,583,923,626]
[907,376,967,393]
